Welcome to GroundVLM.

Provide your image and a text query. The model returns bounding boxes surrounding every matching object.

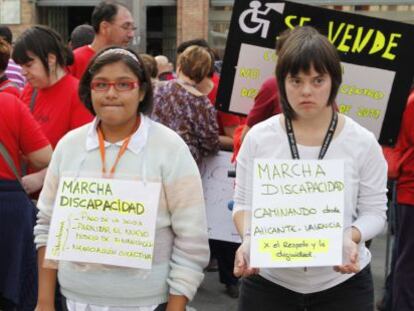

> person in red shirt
[68,24,95,51]
[238,76,281,143]
[0,37,20,97]
[0,93,51,310]
[68,2,135,79]
[12,25,93,195]
[246,76,281,128]
[391,89,414,311]
[208,72,243,150]
[228,76,281,162]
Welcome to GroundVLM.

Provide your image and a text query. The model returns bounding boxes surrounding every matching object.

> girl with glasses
[34,46,209,311]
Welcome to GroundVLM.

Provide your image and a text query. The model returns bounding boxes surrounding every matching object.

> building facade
[1,0,414,61]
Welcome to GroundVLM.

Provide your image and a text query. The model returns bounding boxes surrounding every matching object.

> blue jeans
[238,265,373,311]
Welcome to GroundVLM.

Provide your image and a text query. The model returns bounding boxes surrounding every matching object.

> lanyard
[285,110,338,160]
[285,110,338,273]
[97,118,140,178]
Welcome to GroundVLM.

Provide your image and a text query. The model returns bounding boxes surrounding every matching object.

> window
[0,0,21,24]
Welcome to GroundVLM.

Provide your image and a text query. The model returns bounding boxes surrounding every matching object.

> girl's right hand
[233,236,260,278]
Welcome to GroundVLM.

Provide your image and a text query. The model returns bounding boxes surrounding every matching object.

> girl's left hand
[333,237,360,274]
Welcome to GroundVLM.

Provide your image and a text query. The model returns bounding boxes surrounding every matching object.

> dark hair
[0,25,12,44]
[275,28,294,53]
[177,45,212,83]
[91,1,123,33]
[276,26,342,119]
[206,49,216,78]
[0,38,10,72]
[176,38,209,55]
[70,24,95,50]
[79,46,153,116]
[12,25,74,72]
[140,53,158,79]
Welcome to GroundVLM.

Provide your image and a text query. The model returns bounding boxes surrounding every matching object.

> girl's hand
[333,234,360,274]
[233,236,260,278]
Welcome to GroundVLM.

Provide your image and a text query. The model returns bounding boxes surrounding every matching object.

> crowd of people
[0,1,413,311]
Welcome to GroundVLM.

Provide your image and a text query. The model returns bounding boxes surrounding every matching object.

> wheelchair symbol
[239,1,285,39]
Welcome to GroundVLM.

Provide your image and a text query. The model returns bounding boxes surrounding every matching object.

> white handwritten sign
[46,177,161,269]
[200,151,241,243]
[250,159,344,268]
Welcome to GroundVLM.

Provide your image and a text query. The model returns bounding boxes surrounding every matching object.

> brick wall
[177,0,209,45]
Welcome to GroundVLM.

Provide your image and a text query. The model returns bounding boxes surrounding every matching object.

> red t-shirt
[0,93,50,180]
[20,74,93,148]
[246,76,281,128]
[68,45,96,80]
[209,73,241,135]
[396,91,414,205]
[0,78,20,97]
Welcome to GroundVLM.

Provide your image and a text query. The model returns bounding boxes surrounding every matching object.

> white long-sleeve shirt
[234,114,387,293]
[34,115,210,307]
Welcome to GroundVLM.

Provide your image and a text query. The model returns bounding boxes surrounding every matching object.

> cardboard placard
[250,159,344,268]
[46,177,161,269]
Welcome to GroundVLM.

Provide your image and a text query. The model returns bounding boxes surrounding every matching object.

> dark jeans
[238,265,373,311]
[392,204,414,311]
[0,296,15,310]
[378,183,399,311]
[209,239,240,286]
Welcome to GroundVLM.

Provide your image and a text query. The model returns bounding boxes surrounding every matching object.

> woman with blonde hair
[34,46,209,311]
[152,45,219,166]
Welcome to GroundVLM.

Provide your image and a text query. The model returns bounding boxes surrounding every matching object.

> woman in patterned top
[151,45,219,166]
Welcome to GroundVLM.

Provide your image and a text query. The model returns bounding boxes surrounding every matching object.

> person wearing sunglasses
[69,1,136,80]
[34,47,209,311]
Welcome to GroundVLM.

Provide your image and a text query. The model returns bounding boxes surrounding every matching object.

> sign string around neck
[285,108,338,161]
[97,117,140,178]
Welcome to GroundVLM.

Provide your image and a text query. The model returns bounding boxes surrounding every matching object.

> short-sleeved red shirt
[209,73,241,135]
[68,45,96,80]
[20,74,93,148]
[246,76,281,128]
[0,93,50,180]
[397,90,414,204]
[0,77,20,97]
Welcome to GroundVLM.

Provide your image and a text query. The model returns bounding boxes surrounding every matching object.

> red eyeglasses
[91,80,140,92]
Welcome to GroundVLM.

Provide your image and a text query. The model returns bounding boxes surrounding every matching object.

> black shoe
[226,284,239,299]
